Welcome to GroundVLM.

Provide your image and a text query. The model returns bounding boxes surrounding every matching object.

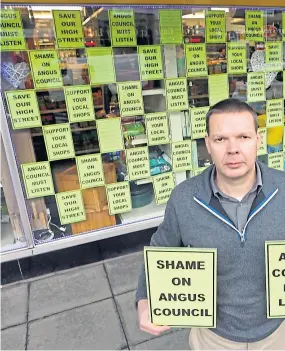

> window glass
[1,137,27,252]
[1,5,284,244]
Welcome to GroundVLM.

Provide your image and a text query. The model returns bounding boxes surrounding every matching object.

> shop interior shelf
[35,88,63,94]
[130,134,148,146]
[119,198,166,225]
[75,147,100,155]
[71,126,97,132]
[189,94,209,99]
[60,63,88,70]
[134,178,152,185]
[40,108,67,114]
[142,88,165,96]
[37,43,54,46]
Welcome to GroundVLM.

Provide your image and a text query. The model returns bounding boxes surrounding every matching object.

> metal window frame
[1,99,34,252]
[1,0,285,7]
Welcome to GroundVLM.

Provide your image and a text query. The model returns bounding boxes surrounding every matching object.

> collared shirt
[210,163,263,233]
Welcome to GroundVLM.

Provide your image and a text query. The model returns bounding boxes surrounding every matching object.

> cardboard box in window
[55,163,116,234]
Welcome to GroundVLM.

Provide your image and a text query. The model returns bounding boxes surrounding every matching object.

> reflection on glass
[182,8,206,43]
[1,139,26,251]
[207,44,227,75]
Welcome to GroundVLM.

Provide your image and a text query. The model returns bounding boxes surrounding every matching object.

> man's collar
[194,160,276,205]
[210,162,263,198]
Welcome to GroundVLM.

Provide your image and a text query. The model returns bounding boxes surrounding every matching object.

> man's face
[205,111,261,180]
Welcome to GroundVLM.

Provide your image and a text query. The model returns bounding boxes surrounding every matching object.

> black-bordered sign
[144,247,217,327]
[265,241,285,318]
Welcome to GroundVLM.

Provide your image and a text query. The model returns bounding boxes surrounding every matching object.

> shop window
[1,4,284,244]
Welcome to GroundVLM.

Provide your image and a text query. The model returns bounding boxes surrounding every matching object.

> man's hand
[138,299,171,336]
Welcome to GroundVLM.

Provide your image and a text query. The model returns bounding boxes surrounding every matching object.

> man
[136,99,285,350]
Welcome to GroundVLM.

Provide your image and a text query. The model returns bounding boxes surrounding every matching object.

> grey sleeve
[135,193,183,304]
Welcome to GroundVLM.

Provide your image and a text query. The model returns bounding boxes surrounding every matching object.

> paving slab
[28,298,127,350]
[29,264,111,321]
[1,283,28,329]
[104,252,144,295]
[1,323,27,350]
[131,329,190,350]
[115,291,171,346]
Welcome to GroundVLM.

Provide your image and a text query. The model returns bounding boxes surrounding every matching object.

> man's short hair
[205,98,258,135]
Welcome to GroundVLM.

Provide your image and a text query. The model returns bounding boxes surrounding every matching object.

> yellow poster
[65,86,95,123]
[138,45,164,81]
[5,90,42,130]
[205,11,226,43]
[106,181,132,215]
[126,147,151,181]
[172,140,192,172]
[245,11,265,42]
[268,152,284,171]
[208,74,229,106]
[96,118,124,153]
[145,112,170,146]
[152,172,175,205]
[266,99,284,127]
[53,10,84,48]
[227,43,247,74]
[159,10,183,44]
[247,72,266,103]
[186,44,208,77]
[56,190,86,225]
[118,81,144,117]
[21,162,55,199]
[87,47,116,85]
[265,42,283,72]
[166,78,188,111]
[265,241,285,318]
[0,9,26,50]
[144,247,217,327]
[76,154,105,189]
[190,107,209,140]
[29,50,63,89]
[257,128,267,156]
[43,123,75,161]
[109,10,136,47]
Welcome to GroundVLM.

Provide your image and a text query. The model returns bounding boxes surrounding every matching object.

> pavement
[1,251,190,350]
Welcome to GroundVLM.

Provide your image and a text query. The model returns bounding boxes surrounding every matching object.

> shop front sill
[119,199,166,225]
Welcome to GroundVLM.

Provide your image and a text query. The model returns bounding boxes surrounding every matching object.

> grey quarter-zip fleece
[136,161,285,343]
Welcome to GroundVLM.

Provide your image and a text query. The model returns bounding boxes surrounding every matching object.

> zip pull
[240,232,246,247]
